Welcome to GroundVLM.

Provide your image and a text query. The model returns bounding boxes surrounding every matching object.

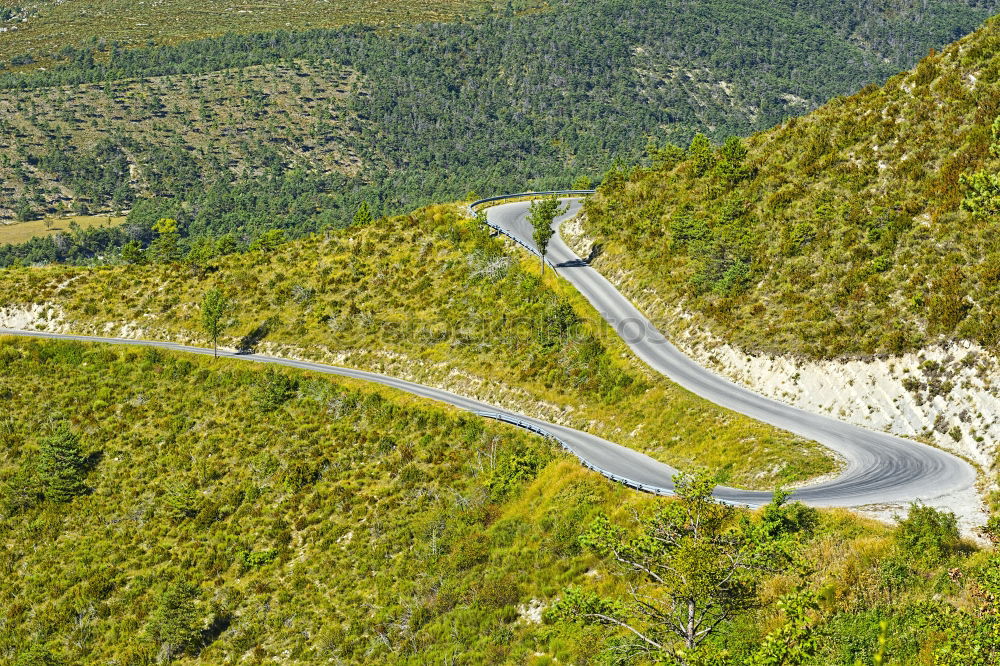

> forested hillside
[0,204,835,489]
[2,336,998,663]
[1,0,998,266]
[580,13,1000,359]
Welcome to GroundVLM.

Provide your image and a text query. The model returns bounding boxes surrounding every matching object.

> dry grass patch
[0,214,124,244]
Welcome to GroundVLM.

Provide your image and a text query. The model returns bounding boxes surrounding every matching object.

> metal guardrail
[474,411,676,498]
[467,190,596,268]
[467,189,597,216]
[483,221,548,265]
[474,410,757,506]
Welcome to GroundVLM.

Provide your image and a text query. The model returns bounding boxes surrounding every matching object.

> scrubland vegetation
[0,0,512,66]
[0,205,834,489]
[582,15,1000,360]
[1,336,998,664]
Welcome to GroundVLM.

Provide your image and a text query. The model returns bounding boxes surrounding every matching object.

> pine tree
[37,423,88,503]
[120,239,146,265]
[687,132,715,177]
[148,582,202,660]
[352,201,374,226]
[150,217,181,263]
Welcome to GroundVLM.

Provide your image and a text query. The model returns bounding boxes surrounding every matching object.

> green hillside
[580,15,1000,360]
[2,0,998,265]
[0,335,599,662]
[0,204,836,489]
[1,335,997,663]
[6,4,1000,663]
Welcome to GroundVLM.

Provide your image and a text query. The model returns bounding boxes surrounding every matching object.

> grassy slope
[0,204,836,489]
[0,336,990,664]
[0,335,610,663]
[581,17,1000,360]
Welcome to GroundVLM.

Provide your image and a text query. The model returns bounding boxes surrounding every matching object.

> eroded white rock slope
[680,333,1000,471]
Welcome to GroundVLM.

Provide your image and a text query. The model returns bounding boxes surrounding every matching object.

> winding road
[477,197,977,507]
[0,196,978,509]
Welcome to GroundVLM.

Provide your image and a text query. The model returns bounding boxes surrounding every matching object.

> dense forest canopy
[1,0,998,267]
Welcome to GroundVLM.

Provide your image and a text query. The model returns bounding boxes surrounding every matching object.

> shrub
[894,503,961,565]
[147,582,202,660]
[36,423,89,503]
[487,444,550,500]
[252,369,297,412]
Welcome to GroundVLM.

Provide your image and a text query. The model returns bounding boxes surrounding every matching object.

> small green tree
[14,199,35,222]
[647,139,686,170]
[148,582,202,661]
[215,232,240,256]
[687,133,715,177]
[716,136,752,185]
[572,175,592,190]
[120,239,146,265]
[37,423,88,503]
[548,473,803,663]
[528,196,567,276]
[150,217,181,263]
[248,228,286,253]
[201,288,231,358]
[352,201,374,226]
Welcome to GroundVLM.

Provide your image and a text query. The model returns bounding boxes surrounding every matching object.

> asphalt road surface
[0,198,978,507]
[480,198,977,507]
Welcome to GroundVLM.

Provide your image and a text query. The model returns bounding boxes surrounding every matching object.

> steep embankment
[0,205,835,488]
[576,17,1000,474]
